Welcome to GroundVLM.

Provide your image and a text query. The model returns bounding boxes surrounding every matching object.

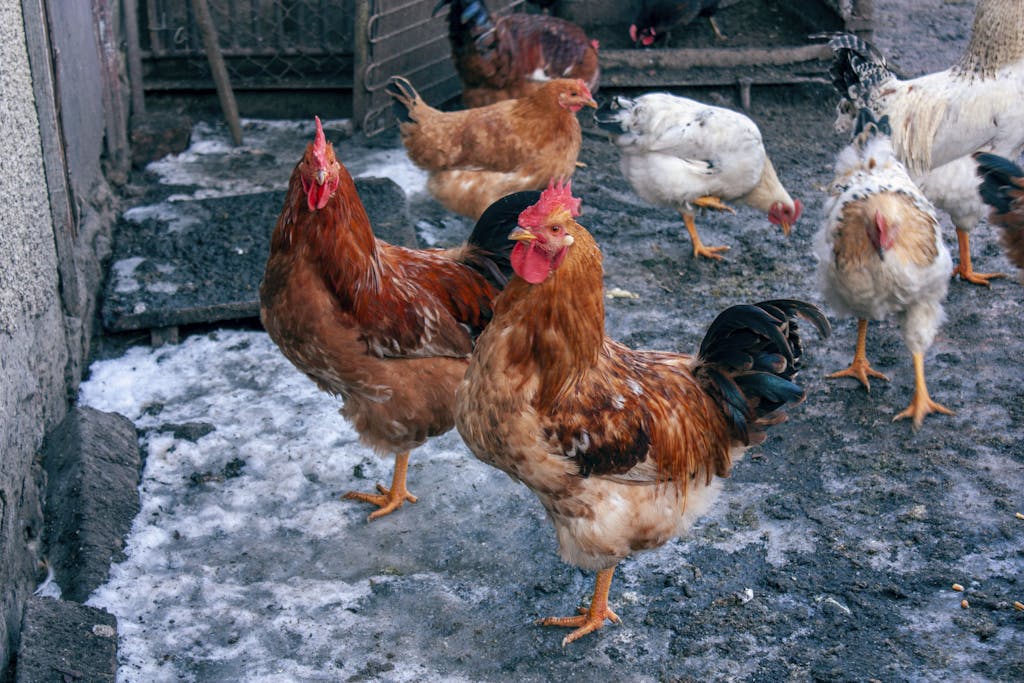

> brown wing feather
[543,341,730,489]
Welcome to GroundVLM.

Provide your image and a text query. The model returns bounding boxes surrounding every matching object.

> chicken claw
[343,451,418,521]
[538,567,620,647]
[826,319,889,391]
[682,213,730,261]
[952,229,1006,287]
[892,352,953,430]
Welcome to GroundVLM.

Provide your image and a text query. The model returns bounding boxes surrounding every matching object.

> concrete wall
[0,0,67,671]
[0,0,120,673]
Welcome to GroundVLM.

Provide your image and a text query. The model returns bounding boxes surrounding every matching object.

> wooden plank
[598,44,833,88]
[94,0,130,183]
[20,0,81,319]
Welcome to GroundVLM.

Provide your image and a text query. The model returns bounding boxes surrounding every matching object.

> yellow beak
[316,169,327,186]
[509,227,537,242]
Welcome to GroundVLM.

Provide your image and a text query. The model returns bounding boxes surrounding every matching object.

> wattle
[511,241,553,284]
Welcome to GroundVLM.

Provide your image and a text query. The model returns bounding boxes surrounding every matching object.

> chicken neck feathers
[266,147,519,361]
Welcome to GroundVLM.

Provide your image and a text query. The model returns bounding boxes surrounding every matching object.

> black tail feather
[975,151,1024,215]
[812,31,895,102]
[436,0,497,58]
[463,190,542,288]
[593,97,632,136]
[696,299,830,445]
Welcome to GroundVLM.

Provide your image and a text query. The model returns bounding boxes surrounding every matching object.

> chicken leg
[827,319,890,391]
[708,16,727,41]
[681,213,730,260]
[893,352,954,429]
[343,450,418,521]
[952,228,1006,286]
[538,566,621,647]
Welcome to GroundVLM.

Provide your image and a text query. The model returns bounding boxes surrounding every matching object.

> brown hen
[260,117,535,520]
[388,76,595,220]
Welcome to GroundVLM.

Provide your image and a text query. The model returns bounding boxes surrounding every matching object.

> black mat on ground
[102,178,414,332]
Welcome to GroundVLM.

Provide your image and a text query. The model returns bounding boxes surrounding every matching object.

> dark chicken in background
[260,117,537,520]
[456,181,828,646]
[975,151,1024,282]
[435,0,599,108]
[631,0,726,46]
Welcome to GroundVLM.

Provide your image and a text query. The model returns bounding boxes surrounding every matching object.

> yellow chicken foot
[952,228,1006,286]
[826,319,889,391]
[343,450,418,521]
[538,566,621,647]
[692,195,736,214]
[682,213,730,260]
[893,352,954,430]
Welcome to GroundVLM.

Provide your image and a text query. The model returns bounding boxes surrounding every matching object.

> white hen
[594,92,801,261]
[816,110,954,429]
[819,0,1024,285]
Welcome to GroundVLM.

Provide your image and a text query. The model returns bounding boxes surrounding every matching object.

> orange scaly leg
[952,228,1006,286]
[827,319,889,391]
[691,195,736,214]
[681,212,729,260]
[538,566,621,647]
[343,450,418,521]
[893,352,954,430]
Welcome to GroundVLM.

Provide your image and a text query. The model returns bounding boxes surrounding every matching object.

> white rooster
[816,109,953,430]
[818,0,1024,285]
[594,92,802,261]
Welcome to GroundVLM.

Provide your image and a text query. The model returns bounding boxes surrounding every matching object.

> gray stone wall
[0,0,120,674]
[0,0,69,671]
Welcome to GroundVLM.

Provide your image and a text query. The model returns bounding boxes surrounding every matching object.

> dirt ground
[86,0,1024,680]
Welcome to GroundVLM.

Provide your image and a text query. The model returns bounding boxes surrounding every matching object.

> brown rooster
[260,117,537,520]
[455,181,828,646]
[388,75,595,220]
[975,151,1024,282]
[436,0,599,108]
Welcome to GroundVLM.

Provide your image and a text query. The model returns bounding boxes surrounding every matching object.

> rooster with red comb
[456,181,828,645]
[260,116,540,520]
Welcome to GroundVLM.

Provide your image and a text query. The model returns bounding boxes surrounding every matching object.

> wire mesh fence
[139,0,357,90]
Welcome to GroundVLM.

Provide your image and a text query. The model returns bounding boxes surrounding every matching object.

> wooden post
[122,0,146,116]
[190,0,243,145]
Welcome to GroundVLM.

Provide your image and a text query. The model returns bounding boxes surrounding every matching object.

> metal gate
[135,0,522,134]
[357,0,523,135]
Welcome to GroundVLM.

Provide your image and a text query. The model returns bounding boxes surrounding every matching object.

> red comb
[312,116,329,167]
[519,179,581,227]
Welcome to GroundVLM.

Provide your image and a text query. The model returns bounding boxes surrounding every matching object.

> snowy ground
[75,1,1024,680]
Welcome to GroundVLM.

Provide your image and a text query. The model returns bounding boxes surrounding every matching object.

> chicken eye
[551,225,561,233]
